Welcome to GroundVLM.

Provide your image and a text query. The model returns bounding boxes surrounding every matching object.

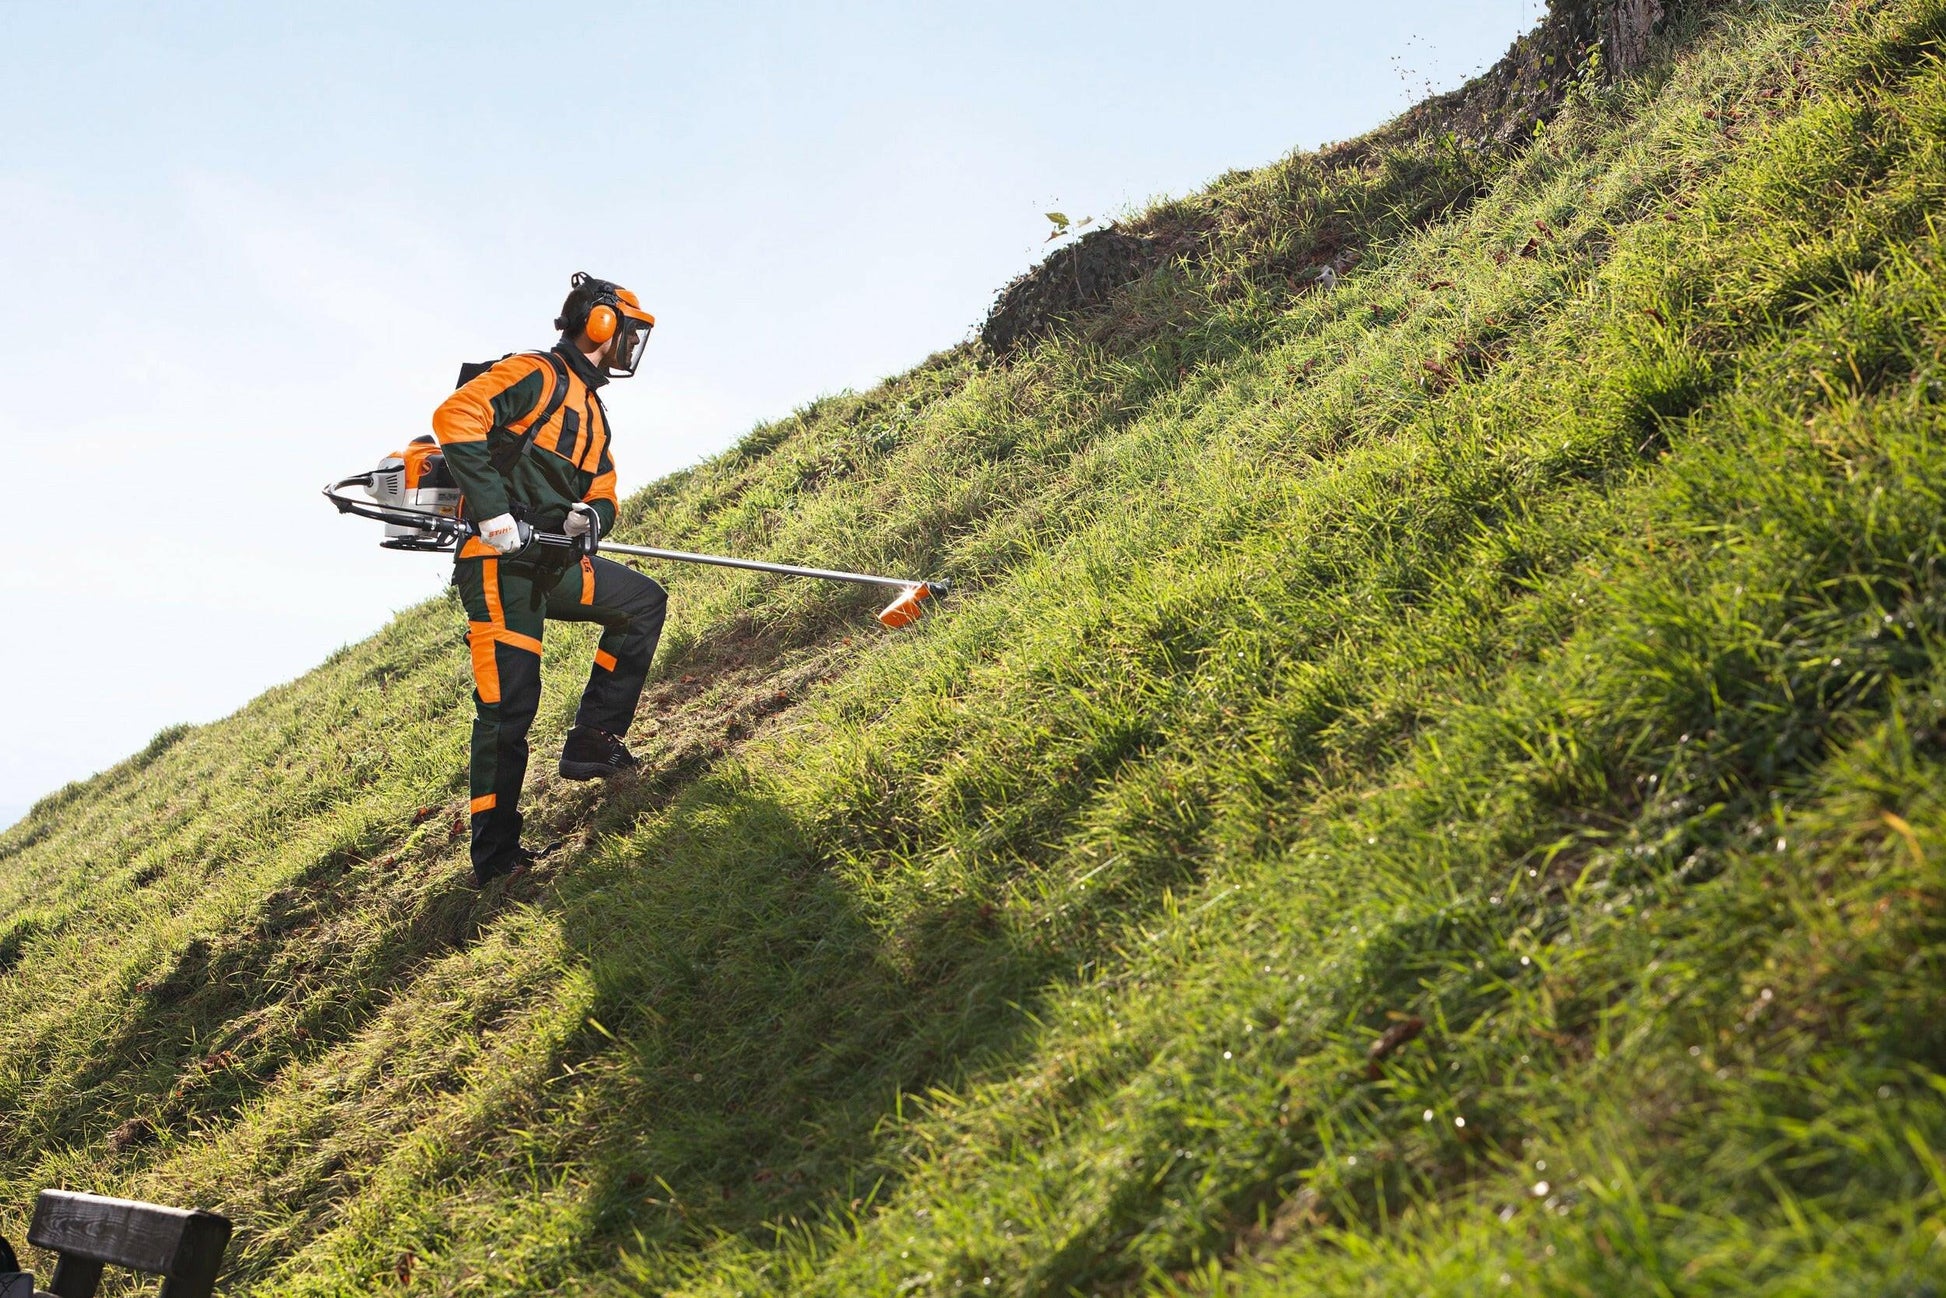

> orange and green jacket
[431,341,620,544]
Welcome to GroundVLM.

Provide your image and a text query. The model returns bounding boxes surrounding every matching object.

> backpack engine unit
[366,436,461,551]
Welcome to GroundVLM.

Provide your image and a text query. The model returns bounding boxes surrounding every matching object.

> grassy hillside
[7,1,1946,1292]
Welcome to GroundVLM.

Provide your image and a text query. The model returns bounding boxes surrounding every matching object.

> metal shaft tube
[593,542,933,592]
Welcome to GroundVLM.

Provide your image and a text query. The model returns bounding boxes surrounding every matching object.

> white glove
[563,503,598,540]
[478,513,524,555]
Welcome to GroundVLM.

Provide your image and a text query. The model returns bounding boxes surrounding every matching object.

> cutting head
[876,582,939,629]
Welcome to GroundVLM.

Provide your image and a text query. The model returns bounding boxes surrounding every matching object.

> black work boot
[558,726,639,781]
[469,840,559,889]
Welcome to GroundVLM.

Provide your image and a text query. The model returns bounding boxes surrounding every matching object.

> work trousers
[452,550,667,875]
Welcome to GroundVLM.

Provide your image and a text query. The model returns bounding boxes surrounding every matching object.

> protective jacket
[432,340,620,540]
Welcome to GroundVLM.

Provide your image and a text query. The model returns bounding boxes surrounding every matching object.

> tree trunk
[1603,0,1666,75]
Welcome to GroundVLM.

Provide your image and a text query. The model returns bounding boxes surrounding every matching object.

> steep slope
[6,1,1946,1293]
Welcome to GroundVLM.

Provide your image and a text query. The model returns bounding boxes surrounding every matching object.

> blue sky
[0,0,1538,825]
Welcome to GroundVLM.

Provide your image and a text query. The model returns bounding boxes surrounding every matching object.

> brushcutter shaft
[593,541,945,594]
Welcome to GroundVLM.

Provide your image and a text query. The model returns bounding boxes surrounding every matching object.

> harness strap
[488,350,573,475]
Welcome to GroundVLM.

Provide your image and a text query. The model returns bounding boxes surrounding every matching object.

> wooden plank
[26,1191,232,1298]
[29,1193,188,1273]
[26,1190,227,1284]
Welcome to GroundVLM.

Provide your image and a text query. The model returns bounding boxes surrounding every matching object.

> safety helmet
[555,271,656,379]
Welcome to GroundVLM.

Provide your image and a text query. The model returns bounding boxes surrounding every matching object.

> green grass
[7,1,1946,1292]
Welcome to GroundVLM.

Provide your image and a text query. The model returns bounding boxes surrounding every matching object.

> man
[433,272,668,885]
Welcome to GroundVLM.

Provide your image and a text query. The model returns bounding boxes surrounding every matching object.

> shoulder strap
[488,351,573,475]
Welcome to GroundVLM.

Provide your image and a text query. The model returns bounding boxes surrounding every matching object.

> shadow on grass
[545,770,1075,1270]
[7,842,500,1166]
[6,617,862,1175]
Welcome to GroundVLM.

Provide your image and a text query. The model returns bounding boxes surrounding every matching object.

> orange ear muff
[585,304,618,344]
